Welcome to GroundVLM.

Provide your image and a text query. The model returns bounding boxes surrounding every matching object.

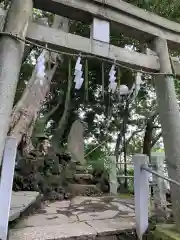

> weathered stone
[58,200,71,208]
[9,191,40,222]
[30,200,71,216]
[78,210,119,221]
[9,222,97,240]
[76,206,85,210]
[74,173,93,180]
[97,236,117,240]
[44,200,70,214]
[14,213,75,228]
[71,196,99,205]
[76,165,93,173]
[67,120,86,165]
[9,209,21,222]
[68,184,101,196]
[9,195,136,239]
[41,205,59,215]
[87,218,135,236]
[111,202,134,213]
[71,196,88,205]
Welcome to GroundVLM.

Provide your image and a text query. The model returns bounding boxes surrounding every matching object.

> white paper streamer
[108,64,117,93]
[75,78,84,90]
[74,56,84,90]
[36,53,46,86]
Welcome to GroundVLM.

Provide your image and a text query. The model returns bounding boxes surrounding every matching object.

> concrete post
[133,154,149,240]
[153,37,180,230]
[0,0,33,164]
[151,152,167,221]
[0,137,17,240]
[109,156,117,195]
[0,7,5,31]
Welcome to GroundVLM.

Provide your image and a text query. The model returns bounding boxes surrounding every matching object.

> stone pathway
[10,191,40,222]
[9,196,136,240]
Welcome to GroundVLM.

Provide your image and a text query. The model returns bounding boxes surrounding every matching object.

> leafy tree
[2,0,180,192]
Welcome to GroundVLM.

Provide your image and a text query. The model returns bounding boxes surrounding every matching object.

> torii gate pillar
[0,0,33,164]
[153,37,180,230]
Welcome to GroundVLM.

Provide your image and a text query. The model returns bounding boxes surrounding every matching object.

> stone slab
[9,222,97,240]
[10,195,136,239]
[111,202,134,213]
[87,217,135,236]
[97,236,117,240]
[68,184,100,196]
[43,200,71,214]
[9,209,21,222]
[78,210,119,221]
[71,196,100,205]
[9,191,40,222]
[154,224,180,240]
[14,213,76,228]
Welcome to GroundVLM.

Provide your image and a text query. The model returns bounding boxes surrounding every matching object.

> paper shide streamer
[36,52,46,86]
[74,56,84,90]
[108,64,117,93]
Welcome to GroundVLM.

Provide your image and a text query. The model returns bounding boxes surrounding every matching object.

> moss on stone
[118,193,133,199]
[154,224,180,240]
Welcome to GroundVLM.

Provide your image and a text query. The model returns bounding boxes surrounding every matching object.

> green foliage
[85,143,110,171]
[127,0,180,23]
[14,0,180,178]
[117,168,134,194]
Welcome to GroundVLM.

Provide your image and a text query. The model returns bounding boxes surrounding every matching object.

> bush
[13,149,74,200]
[117,168,134,194]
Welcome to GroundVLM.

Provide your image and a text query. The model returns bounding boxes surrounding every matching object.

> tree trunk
[114,103,129,160]
[51,58,72,151]
[9,16,69,151]
[143,112,157,157]
[151,132,162,148]
[0,0,32,164]
[153,37,180,230]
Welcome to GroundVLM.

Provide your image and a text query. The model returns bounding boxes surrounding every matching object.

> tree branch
[151,132,162,148]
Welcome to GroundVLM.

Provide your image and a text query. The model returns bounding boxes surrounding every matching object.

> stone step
[75,165,93,174]
[68,184,101,196]
[74,173,93,181]
[9,218,135,240]
[10,191,41,222]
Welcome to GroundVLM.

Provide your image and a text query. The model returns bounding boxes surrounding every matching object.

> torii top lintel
[33,0,180,49]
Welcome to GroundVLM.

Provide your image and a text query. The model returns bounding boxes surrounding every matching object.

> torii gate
[1,0,180,238]
[29,2,180,231]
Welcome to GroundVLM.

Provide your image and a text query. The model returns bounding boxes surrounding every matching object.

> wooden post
[153,37,180,230]
[133,154,149,240]
[151,152,167,221]
[109,156,117,195]
[0,0,33,164]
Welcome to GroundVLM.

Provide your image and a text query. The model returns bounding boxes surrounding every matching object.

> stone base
[9,196,135,240]
[10,191,41,222]
[154,224,180,240]
[97,235,117,240]
[68,184,101,196]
